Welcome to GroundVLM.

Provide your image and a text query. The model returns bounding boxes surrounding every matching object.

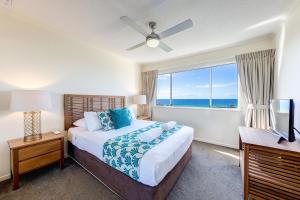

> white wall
[0,11,140,181]
[153,107,243,148]
[142,36,275,72]
[142,36,275,149]
[275,4,300,139]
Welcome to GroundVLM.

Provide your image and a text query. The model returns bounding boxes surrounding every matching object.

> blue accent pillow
[109,108,131,129]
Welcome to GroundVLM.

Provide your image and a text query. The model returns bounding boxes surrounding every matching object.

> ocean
[156,99,238,108]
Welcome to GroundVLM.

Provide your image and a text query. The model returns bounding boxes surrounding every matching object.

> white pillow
[128,107,136,120]
[73,118,86,128]
[84,112,102,131]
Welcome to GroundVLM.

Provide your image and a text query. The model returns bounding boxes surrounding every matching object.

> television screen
[270,99,295,142]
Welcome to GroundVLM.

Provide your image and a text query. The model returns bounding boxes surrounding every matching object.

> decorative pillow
[127,107,136,121]
[73,118,86,128]
[97,111,115,131]
[109,108,131,129]
[84,112,102,131]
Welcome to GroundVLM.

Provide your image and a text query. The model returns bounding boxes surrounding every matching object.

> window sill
[153,105,241,112]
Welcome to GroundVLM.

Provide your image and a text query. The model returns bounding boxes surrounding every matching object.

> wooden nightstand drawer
[19,150,61,174]
[19,139,61,161]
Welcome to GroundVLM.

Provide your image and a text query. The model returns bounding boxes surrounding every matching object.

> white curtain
[140,70,158,118]
[236,49,275,129]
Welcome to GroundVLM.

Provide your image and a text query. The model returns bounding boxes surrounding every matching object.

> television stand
[239,126,300,200]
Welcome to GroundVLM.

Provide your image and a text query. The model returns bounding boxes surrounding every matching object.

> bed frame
[64,94,192,200]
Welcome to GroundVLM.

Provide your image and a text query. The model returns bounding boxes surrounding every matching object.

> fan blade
[159,41,173,52]
[126,41,146,51]
[120,16,148,37]
[159,19,193,39]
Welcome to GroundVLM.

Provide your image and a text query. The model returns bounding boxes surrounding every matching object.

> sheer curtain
[140,70,158,118]
[236,49,275,129]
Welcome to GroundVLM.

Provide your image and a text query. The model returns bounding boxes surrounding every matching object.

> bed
[64,94,193,200]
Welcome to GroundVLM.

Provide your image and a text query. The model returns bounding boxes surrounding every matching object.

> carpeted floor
[0,141,243,200]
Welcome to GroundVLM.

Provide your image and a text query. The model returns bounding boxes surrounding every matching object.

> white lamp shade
[10,90,52,112]
[133,95,146,105]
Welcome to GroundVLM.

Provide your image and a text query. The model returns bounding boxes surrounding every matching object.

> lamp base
[24,134,42,142]
[23,111,42,142]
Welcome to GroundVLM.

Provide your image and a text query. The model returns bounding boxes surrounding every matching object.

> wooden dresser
[239,127,300,200]
[8,132,65,190]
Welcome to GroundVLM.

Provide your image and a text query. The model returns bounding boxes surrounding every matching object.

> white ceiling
[2,0,298,63]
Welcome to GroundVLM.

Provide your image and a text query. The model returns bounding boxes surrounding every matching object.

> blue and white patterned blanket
[102,122,182,181]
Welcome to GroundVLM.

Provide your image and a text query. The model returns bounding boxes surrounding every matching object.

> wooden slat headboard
[64,94,125,130]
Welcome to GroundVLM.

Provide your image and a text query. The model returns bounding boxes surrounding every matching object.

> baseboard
[193,137,238,149]
[0,174,11,182]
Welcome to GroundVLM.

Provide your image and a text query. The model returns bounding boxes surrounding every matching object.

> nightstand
[7,132,65,190]
[137,115,151,121]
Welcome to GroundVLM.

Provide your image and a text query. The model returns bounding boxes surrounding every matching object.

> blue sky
[157,63,238,99]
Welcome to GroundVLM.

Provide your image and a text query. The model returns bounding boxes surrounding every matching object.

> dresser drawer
[19,150,61,174]
[18,139,61,161]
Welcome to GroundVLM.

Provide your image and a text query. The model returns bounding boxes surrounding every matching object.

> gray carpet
[0,141,243,200]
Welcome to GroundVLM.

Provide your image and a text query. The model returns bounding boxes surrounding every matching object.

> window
[156,63,238,108]
[211,64,238,108]
[156,74,171,106]
[172,68,210,107]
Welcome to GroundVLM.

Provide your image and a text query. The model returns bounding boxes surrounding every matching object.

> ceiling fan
[120,16,193,52]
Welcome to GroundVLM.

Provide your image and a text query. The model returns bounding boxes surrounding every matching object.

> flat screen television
[270,99,295,143]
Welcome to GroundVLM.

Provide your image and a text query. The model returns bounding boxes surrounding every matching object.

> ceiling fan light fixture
[146,38,160,48]
[121,16,192,52]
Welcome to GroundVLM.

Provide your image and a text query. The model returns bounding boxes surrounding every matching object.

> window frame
[155,62,239,110]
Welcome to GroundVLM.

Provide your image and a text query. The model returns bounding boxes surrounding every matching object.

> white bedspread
[68,120,193,186]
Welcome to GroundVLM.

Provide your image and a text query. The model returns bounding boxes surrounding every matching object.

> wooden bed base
[68,142,192,200]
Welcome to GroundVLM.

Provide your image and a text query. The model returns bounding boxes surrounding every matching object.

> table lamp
[133,95,146,105]
[133,95,146,117]
[10,90,52,142]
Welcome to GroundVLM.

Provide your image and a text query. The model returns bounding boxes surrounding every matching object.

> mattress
[68,120,193,186]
